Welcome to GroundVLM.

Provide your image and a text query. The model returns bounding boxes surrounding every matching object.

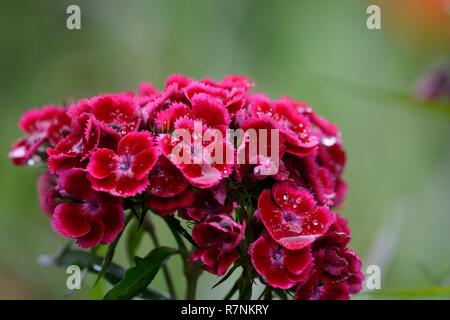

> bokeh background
[0,0,449,299]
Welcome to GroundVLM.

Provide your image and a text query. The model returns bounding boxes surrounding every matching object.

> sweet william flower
[244,94,319,157]
[47,92,144,174]
[249,233,313,289]
[147,156,190,197]
[87,131,159,197]
[294,247,363,300]
[257,181,335,250]
[184,75,252,115]
[51,168,124,248]
[156,92,234,190]
[9,105,70,165]
[294,215,364,300]
[190,214,245,276]
[158,117,234,189]
[68,93,141,138]
[146,156,196,216]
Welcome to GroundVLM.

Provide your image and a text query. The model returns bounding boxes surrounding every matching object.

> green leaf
[212,263,240,289]
[40,246,169,300]
[238,276,253,300]
[42,246,124,285]
[90,278,105,300]
[103,247,177,300]
[274,288,288,300]
[126,220,145,264]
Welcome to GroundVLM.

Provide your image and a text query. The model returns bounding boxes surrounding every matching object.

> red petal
[76,218,105,248]
[99,203,124,244]
[87,148,116,179]
[148,156,188,197]
[57,168,92,200]
[155,102,191,131]
[216,252,239,276]
[258,182,334,250]
[89,174,117,194]
[114,175,149,197]
[132,149,159,180]
[191,93,230,127]
[52,204,90,238]
[118,131,155,156]
[285,247,312,275]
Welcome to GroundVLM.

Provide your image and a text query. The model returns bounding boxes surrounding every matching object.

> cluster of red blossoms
[10,74,363,300]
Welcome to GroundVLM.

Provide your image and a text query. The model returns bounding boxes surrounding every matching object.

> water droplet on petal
[321,136,337,147]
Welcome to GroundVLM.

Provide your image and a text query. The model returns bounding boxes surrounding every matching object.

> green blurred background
[0,0,449,299]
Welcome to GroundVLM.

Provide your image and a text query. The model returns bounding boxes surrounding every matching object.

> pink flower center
[281,210,303,233]
[282,211,299,224]
[84,198,100,214]
[118,155,134,171]
[270,246,285,266]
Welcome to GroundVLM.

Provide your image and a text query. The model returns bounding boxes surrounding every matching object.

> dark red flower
[294,215,364,300]
[147,156,189,197]
[143,75,252,132]
[9,105,70,165]
[249,233,313,289]
[280,141,347,208]
[257,181,335,250]
[68,93,140,137]
[51,168,124,248]
[185,75,252,115]
[146,156,195,215]
[47,133,86,173]
[245,94,319,157]
[155,102,191,132]
[235,115,285,180]
[87,131,159,196]
[158,118,233,189]
[190,214,245,276]
[142,75,192,127]
[294,247,363,300]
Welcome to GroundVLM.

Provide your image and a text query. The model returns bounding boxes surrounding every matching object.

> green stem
[163,217,202,300]
[224,281,239,300]
[142,217,178,300]
[264,286,273,300]
[184,258,202,300]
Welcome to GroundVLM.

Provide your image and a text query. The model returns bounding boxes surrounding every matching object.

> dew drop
[321,136,336,147]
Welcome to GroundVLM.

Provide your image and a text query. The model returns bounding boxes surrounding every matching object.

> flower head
[190,214,245,276]
[50,168,124,248]
[249,233,312,289]
[257,181,335,250]
[87,131,159,196]
[10,105,70,165]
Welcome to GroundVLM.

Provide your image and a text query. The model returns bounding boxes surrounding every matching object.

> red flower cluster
[10,74,363,299]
